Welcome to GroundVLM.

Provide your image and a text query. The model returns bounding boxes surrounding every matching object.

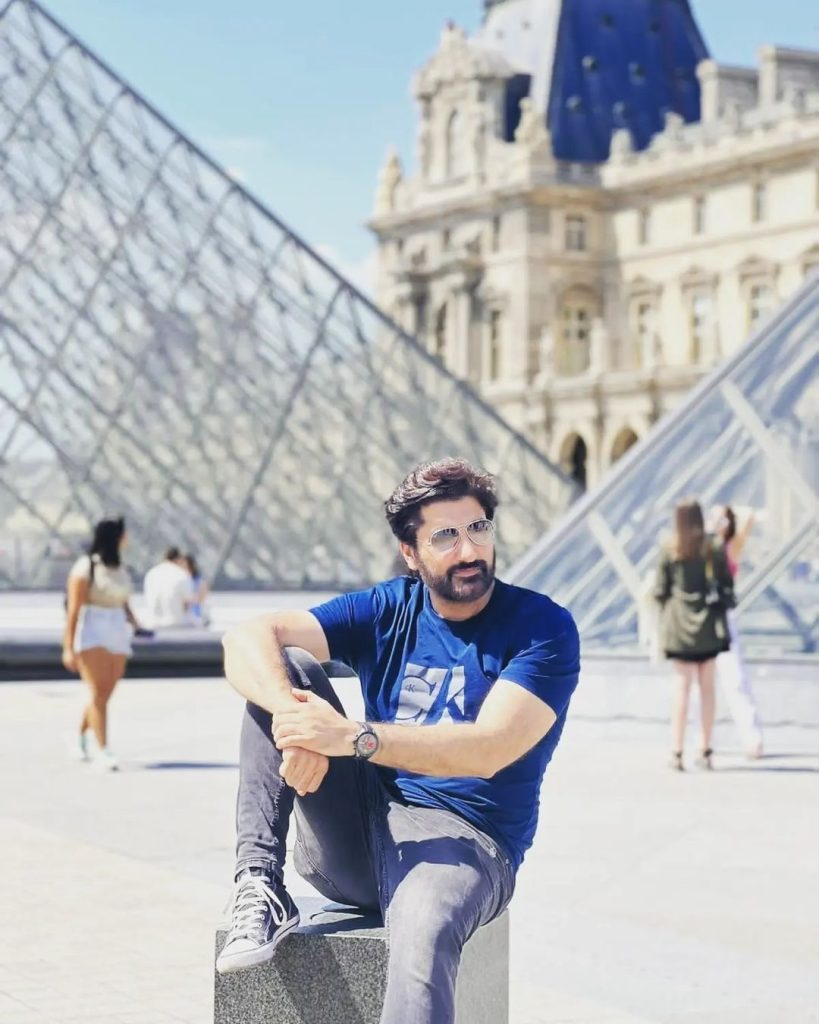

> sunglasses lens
[466,520,494,544]
[430,528,460,553]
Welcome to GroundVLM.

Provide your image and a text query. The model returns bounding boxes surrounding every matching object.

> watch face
[356,730,379,759]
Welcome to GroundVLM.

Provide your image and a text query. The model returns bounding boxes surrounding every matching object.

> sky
[37,0,819,291]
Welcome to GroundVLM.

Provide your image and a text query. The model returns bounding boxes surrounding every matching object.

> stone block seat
[214,897,509,1024]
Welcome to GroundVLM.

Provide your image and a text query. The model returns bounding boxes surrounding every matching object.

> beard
[416,550,496,603]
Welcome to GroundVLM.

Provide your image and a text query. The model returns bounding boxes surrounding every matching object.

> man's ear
[399,541,419,573]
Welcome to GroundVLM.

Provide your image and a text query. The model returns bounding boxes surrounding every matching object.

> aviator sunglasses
[425,518,496,554]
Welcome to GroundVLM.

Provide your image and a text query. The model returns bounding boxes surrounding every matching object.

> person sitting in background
[182,552,210,627]
[143,547,191,628]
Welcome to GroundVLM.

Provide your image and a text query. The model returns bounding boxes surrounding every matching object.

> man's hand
[273,690,355,759]
[279,746,329,797]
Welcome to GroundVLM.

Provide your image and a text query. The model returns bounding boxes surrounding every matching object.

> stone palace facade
[369,1,819,489]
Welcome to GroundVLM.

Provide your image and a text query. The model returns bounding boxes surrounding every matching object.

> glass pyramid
[0,0,575,589]
[510,275,819,656]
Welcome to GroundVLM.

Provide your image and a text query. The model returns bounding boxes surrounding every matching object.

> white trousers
[717,610,763,753]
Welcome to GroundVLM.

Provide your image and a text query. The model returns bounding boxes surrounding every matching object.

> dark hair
[672,499,705,560]
[722,506,737,543]
[89,517,125,567]
[164,546,181,561]
[384,457,499,545]
[184,553,200,578]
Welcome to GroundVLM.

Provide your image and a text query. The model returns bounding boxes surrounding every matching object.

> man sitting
[217,457,580,1024]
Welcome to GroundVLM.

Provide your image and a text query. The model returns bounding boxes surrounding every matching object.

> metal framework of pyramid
[510,276,819,656]
[0,0,576,590]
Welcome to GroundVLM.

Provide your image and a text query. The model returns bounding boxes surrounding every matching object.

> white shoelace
[229,876,289,937]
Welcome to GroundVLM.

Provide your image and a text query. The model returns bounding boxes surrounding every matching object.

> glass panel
[511,277,819,656]
[0,1,575,589]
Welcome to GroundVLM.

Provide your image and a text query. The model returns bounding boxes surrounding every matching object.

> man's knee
[293,842,379,911]
[282,646,325,689]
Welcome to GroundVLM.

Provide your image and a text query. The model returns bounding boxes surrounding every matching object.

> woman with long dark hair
[654,499,735,771]
[62,517,142,770]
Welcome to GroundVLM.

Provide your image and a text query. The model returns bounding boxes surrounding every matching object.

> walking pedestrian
[654,499,735,771]
[62,516,144,770]
[712,506,764,758]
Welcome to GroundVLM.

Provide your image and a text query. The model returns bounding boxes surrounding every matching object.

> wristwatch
[352,722,380,760]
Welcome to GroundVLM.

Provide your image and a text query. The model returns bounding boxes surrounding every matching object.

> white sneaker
[93,747,120,772]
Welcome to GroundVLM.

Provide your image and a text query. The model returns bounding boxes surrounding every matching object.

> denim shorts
[75,605,132,656]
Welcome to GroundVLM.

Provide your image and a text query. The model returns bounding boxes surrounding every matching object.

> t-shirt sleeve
[309,587,380,672]
[68,555,92,581]
[500,606,580,718]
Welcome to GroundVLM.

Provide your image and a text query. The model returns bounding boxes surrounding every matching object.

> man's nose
[458,532,479,561]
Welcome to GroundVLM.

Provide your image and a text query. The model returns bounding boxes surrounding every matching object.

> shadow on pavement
[140,761,239,771]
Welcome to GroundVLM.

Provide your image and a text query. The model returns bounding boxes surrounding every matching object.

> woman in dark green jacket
[654,499,735,771]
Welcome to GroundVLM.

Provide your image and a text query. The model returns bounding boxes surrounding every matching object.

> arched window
[434,303,447,363]
[558,287,598,375]
[560,432,588,491]
[611,427,639,464]
[445,110,466,180]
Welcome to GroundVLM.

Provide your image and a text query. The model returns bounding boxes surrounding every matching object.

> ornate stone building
[369,0,819,489]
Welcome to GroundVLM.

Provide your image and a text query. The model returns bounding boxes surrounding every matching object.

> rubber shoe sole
[215,912,300,975]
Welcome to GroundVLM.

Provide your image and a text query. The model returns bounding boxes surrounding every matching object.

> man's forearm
[369,721,502,779]
[222,617,297,714]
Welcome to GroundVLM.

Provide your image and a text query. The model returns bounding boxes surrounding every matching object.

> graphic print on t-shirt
[396,663,467,724]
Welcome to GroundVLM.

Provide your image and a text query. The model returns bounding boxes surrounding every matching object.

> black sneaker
[216,873,300,975]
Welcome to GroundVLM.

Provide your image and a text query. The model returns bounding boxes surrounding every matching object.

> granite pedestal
[214,898,509,1024]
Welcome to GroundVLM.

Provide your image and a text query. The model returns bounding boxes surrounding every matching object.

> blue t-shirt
[310,576,579,870]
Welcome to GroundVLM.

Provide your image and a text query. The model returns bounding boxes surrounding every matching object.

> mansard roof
[473,0,709,162]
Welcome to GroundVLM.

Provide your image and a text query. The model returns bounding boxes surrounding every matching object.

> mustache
[447,561,489,578]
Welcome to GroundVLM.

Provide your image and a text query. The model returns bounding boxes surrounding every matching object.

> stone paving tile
[0,992,29,1012]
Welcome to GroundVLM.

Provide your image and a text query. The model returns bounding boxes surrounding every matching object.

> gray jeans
[235,647,515,1024]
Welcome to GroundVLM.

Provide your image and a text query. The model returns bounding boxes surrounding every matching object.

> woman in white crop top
[63,517,144,770]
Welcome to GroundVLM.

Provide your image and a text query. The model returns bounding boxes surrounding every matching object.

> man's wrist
[350,721,381,760]
[269,691,301,715]
[341,721,360,757]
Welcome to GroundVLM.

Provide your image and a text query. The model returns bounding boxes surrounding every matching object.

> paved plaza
[0,664,818,1024]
